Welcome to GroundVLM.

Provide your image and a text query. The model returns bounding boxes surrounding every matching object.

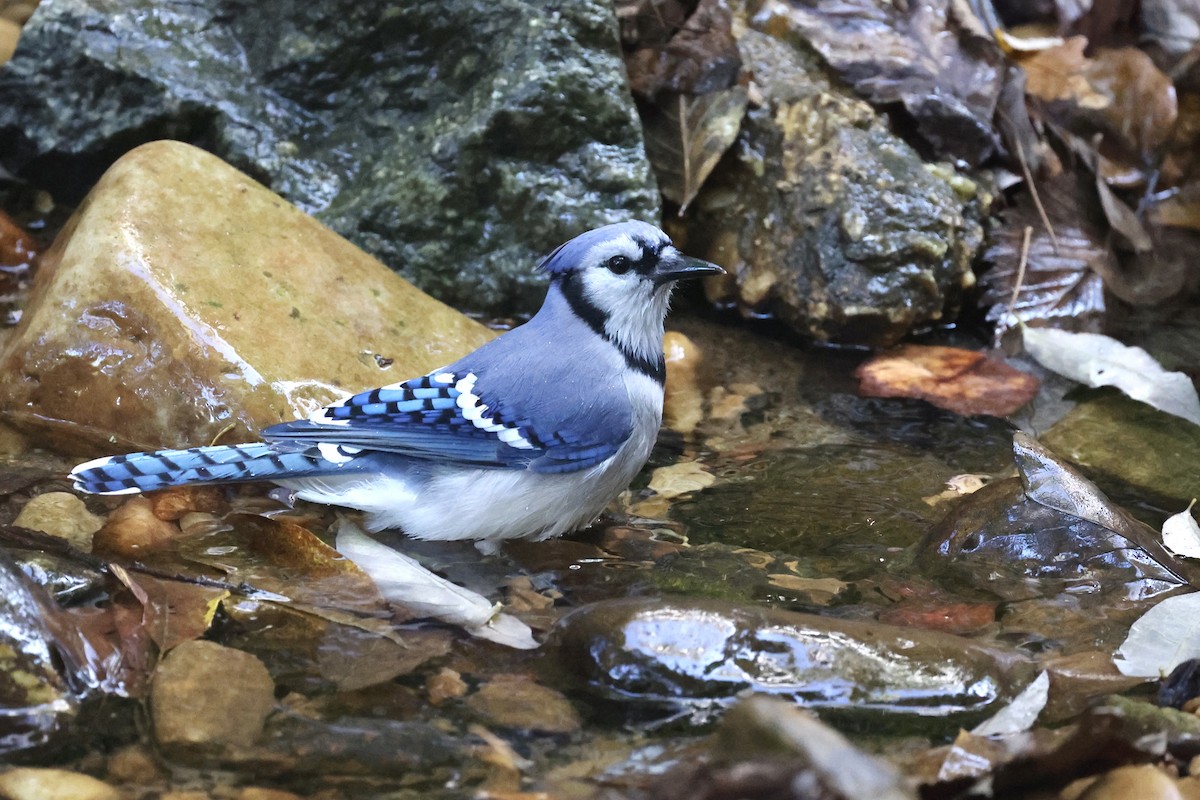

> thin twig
[1009,126,1059,253]
[209,421,237,447]
[999,225,1033,346]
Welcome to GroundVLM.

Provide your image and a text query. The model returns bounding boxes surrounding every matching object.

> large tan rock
[0,141,493,454]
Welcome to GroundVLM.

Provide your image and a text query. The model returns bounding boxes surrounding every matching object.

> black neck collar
[557,275,666,385]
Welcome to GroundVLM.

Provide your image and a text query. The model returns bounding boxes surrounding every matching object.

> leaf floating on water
[334,521,537,650]
[1114,592,1200,677]
[1022,328,1200,425]
[1164,502,1200,559]
[647,460,716,498]
[644,87,747,214]
[855,344,1038,417]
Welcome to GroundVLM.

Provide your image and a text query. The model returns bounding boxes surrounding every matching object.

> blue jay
[71,221,723,549]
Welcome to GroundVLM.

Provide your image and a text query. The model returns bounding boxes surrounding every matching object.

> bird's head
[538,221,724,368]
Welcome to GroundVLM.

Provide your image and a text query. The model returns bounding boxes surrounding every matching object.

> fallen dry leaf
[644,87,748,214]
[855,345,1039,417]
[923,473,991,505]
[981,172,1108,337]
[620,0,741,99]
[1019,37,1178,159]
[109,568,227,651]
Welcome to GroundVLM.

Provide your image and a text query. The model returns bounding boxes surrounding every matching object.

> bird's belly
[281,429,655,544]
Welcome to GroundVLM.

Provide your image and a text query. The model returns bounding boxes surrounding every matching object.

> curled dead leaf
[644,87,748,214]
[855,345,1039,417]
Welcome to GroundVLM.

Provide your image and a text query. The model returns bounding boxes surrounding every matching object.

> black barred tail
[70,443,336,495]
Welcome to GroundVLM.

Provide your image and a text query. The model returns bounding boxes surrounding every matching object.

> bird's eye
[606,255,632,274]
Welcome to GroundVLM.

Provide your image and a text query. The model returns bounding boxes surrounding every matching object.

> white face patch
[579,266,673,366]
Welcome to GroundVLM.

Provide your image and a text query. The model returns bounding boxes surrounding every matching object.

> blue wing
[263,370,629,474]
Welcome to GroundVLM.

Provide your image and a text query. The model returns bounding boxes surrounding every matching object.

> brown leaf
[0,210,38,270]
[878,600,997,635]
[109,568,227,651]
[981,172,1108,336]
[1019,37,1179,159]
[643,87,747,214]
[855,345,1039,417]
[752,0,1003,164]
[621,0,741,99]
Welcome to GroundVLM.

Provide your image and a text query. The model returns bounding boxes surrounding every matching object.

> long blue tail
[70,443,340,495]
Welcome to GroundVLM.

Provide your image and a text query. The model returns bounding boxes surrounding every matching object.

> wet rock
[0,141,494,454]
[919,477,1184,603]
[426,668,468,707]
[91,497,178,558]
[707,695,914,800]
[920,433,1195,604]
[225,713,461,779]
[1073,765,1184,800]
[663,331,704,434]
[750,0,1003,166]
[0,767,121,800]
[0,553,79,755]
[549,597,1032,732]
[12,492,102,551]
[651,543,775,601]
[0,18,18,66]
[151,640,275,758]
[1041,392,1200,508]
[105,742,167,784]
[0,0,658,314]
[688,30,983,346]
[465,675,581,735]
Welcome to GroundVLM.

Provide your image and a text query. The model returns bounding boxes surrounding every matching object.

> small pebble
[237,788,305,800]
[105,743,166,784]
[465,675,580,734]
[148,485,228,520]
[92,496,179,557]
[13,491,103,551]
[426,668,468,707]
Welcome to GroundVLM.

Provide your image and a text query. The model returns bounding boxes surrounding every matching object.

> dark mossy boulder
[0,0,659,314]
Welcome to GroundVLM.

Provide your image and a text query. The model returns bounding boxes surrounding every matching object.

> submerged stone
[150,640,275,758]
[1041,392,1200,509]
[919,477,1183,604]
[549,597,1032,732]
[0,0,658,313]
[0,141,493,454]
